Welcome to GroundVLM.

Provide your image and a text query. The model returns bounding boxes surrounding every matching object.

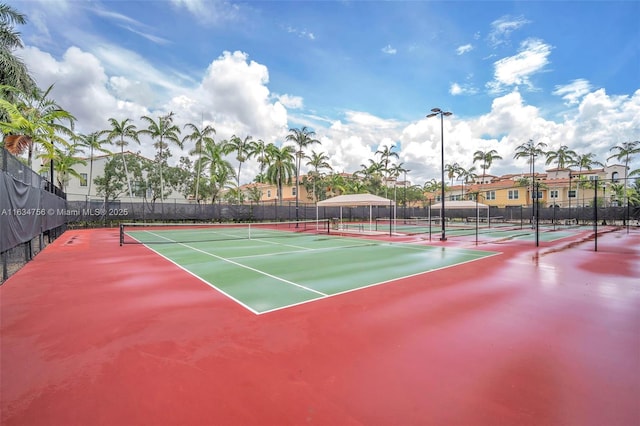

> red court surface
[1,228,639,425]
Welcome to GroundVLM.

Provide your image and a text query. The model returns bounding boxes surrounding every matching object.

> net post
[119,223,124,246]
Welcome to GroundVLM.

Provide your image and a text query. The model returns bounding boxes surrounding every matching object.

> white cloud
[17,45,292,182]
[277,94,304,109]
[552,79,593,105]
[14,41,640,187]
[382,45,397,55]
[488,15,531,47]
[286,26,316,40]
[449,82,478,96]
[487,38,552,93]
[456,44,473,55]
[169,0,241,24]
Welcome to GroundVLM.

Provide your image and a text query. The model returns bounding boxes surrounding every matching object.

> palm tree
[139,112,182,201]
[545,145,576,169]
[0,4,36,95]
[224,134,256,192]
[74,131,110,200]
[0,84,75,190]
[608,140,640,210]
[445,162,461,186]
[183,122,215,203]
[514,139,548,206]
[571,152,604,206]
[305,150,332,202]
[101,118,139,199]
[375,144,399,197]
[196,137,234,204]
[356,159,385,195]
[325,172,349,197]
[43,144,86,192]
[286,127,320,219]
[265,143,295,205]
[457,165,477,199]
[473,149,502,184]
[247,138,268,182]
[209,165,236,205]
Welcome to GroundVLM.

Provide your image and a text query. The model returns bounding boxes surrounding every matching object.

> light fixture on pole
[426,107,452,241]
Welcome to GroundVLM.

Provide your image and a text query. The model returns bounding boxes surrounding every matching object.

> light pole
[426,107,452,241]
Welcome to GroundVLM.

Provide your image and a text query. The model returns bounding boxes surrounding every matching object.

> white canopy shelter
[430,200,490,222]
[316,193,395,232]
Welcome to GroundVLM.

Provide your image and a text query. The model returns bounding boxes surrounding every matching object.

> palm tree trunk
[195,149,201,203]
[121,145,133,199]
[88,147,94,203]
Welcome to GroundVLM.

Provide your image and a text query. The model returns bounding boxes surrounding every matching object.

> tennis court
[121,221,499,314]
[2,224,639,425]
[368,217,583,243]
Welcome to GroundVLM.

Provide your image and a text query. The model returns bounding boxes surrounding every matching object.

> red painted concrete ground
[1,228,639,425]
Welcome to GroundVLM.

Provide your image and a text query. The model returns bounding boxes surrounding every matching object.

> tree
[445,162,461,186]
[246,186,263,204]
[40,144,86,192]
[265,143,295,205]
[101,118,139,199]
[74,131,110,199]
[473,149,502,184]
[324,172,349,197]
[249,138,269,182]
[139,112,182,201]
[305,150,332,202]
[375,144,399,197]
[545,145,576,169]
[0,84,75,169]
[196,137,234,204]
[608,140,640,208]
[571,152,604,206]
[209,163,235,205]
[94,155,139,203]
[514,139,547,206]
[183,122,215,203]
[0,4,36,95]
[457,165,477,199]
[224,134,256,190]
[286,127,320,219]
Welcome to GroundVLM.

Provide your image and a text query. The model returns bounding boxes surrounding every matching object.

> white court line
[131,230,501,315]
[144,230,328,297]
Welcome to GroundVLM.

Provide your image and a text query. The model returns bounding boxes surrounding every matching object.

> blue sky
[9,0,640,185]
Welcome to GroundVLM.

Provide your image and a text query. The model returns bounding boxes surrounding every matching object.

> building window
[292,186,297,196]
[80,173,88,187]
[267,189,271,198]
[612,171,619,183]
[568,190,576,198]
[550,190,559,199]
[486,191,496,200]
[532,191,543,199]
[508,190,519,200]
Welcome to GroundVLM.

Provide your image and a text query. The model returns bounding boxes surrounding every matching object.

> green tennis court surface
[374,219,579,242]
[125,224,499,314]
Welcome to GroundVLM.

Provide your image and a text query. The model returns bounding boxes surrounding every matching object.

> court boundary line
[130,230,502,315]
[258,249,503,315]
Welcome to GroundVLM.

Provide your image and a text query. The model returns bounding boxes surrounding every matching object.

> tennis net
[119,219,331,245]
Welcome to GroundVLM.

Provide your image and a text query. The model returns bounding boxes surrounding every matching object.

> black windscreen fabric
[1,172,66,253]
